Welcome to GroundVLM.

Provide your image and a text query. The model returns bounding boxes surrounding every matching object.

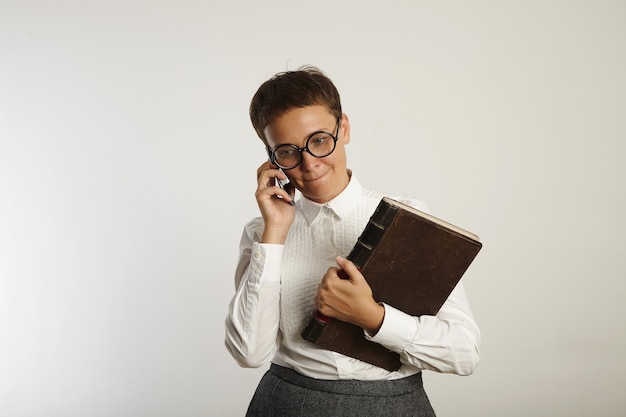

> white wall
[1,1,625,416]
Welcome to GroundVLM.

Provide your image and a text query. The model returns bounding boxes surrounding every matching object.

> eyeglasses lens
[273,132,336,169]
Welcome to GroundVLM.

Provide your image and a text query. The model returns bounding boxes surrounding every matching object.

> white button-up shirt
[225,174,480,380]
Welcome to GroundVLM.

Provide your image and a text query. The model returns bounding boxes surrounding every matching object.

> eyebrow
[281,119,339,146]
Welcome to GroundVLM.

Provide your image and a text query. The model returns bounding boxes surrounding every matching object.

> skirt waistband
[269,364,423,397]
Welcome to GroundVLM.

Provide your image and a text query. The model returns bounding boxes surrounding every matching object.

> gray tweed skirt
[245,364,436,417]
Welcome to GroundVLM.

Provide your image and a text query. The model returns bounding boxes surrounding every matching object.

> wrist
[261,224,290,244]
[361,302,385,335]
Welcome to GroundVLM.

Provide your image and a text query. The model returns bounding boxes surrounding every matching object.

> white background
[1,1,625,416]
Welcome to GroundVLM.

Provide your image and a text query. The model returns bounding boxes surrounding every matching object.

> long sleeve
[224,219,284,368]
[366,282,480,375]
[224,176,481,380]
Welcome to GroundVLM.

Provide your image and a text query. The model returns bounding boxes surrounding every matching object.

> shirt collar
[300,171,362,224]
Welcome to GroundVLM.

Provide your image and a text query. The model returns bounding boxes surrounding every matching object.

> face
[265,105,351,204]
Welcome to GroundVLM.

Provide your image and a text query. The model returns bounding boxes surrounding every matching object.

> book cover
[301,197,482,371]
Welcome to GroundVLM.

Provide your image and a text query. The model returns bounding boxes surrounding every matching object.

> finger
[262,167,289,186]
[322,267,342,284]
[256,165,285,192]
[256,161,272,180]
[335,256,362,281]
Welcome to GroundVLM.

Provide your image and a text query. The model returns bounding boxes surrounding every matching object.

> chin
[303,187,337,203]
[300,171,343,202]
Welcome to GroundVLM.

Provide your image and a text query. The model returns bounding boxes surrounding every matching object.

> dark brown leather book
[301,197,482,371]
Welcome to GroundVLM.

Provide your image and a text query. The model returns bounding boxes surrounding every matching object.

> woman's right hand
[255,161,296,244]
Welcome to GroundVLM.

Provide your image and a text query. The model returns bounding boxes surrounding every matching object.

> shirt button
[254,252,261,259]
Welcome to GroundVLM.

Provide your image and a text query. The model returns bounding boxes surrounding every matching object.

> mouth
[302,168,330,183]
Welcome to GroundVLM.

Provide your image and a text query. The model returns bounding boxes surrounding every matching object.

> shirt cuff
[250,242,284,283]
[365,303,417,352]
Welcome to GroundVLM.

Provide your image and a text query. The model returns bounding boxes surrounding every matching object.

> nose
[299,149,319,170]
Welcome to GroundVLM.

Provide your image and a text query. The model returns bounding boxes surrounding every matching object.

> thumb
[336,256,363,281]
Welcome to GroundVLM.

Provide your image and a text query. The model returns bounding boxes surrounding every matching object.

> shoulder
[391,194,430,214]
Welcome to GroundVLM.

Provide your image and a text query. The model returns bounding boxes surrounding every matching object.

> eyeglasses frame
[266,116,342,170]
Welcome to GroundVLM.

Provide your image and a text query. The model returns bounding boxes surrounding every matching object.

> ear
[339,113,351,145]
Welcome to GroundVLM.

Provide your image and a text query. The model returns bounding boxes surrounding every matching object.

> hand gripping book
[301,197,482,371]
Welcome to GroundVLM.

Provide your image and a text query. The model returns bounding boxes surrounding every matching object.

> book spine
[301,199,399,343]
[348,200,399,268]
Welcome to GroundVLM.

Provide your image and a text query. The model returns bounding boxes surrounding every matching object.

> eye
[309,133,331,147]
[275,146,297,159]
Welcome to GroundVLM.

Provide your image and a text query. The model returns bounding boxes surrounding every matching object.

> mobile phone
[275,167,295,206]
[267,145,295,206]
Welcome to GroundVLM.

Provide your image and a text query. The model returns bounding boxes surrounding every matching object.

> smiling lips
[301,168,330,183]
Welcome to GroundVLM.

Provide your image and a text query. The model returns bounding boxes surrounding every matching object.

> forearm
[225,273,281,368]
[367,283,480,375]
[224,227,284,367]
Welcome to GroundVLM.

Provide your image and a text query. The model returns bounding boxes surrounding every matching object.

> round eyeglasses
[267,118,341,170]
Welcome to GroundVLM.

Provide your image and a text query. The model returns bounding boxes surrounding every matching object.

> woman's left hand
[315,256,385,334]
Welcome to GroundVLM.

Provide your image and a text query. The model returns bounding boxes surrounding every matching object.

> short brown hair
[249,66,342,145]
